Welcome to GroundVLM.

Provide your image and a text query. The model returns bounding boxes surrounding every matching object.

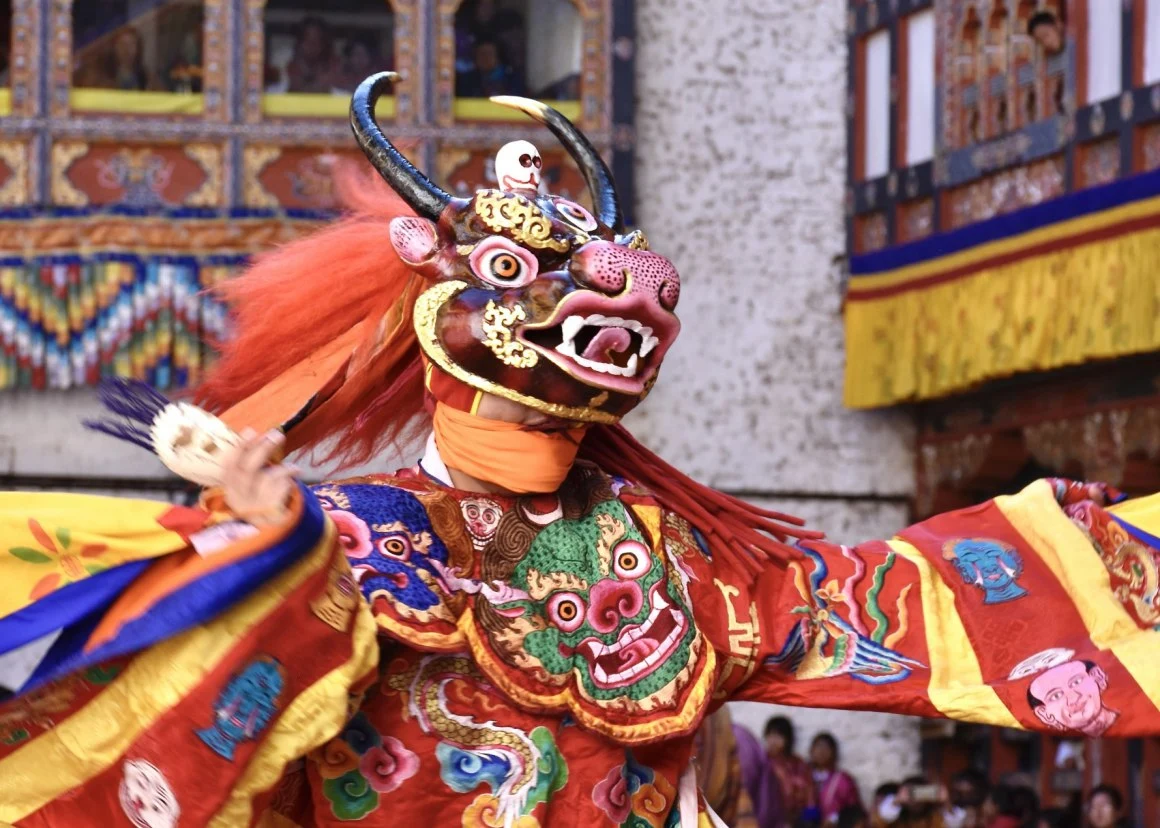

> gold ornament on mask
[481,301,539,368]
[474,190,570,253]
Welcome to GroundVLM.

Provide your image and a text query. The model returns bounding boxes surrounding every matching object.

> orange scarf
[432,403,586,494]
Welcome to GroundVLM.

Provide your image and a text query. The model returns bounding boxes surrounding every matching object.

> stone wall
[632,0,921,797]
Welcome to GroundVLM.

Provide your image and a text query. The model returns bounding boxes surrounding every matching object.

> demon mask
[351,73,682,423]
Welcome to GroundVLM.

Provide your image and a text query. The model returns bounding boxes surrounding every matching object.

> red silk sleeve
[716,479,1160,738]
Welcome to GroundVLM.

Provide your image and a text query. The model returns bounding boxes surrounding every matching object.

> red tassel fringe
[580,424,824,581]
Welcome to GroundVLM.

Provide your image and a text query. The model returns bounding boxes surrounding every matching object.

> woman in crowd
[1084,785,1127,828]
[811,732,863,824]
[766,716,818,827]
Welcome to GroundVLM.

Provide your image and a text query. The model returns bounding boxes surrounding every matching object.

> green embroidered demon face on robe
[487,500,705,708]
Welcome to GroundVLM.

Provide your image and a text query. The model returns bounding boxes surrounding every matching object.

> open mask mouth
[572,582,687,689]
[520,295,677,394]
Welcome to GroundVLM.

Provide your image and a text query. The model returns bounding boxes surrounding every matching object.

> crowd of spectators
[700,712,1137,828]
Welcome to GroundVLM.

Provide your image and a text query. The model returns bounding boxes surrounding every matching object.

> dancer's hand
[220,429,298,525]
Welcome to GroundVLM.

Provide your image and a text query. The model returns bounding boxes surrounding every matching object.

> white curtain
[1085,0,1122,104]
[906,10,935,166]
[864,29,892,180]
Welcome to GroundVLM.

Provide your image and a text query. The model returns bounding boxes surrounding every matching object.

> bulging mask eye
[555,199,598,232]
[377,534,412,560]
[612,540,651,579]
[547,591,587,632]
[469,236,540,288]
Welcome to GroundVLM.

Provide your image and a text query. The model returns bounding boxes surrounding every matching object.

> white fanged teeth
[552,313,661,377]
[561,315,584,344]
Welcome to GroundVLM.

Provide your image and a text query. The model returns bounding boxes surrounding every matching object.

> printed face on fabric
[351,73,683,425]
[942,538,1027,604]
[314,482,471,627]
[1011,648,1120,737]
[119,759,180,828]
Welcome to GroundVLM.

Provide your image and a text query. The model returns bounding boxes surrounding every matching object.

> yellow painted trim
[997,480,1160,712]
[261,93,394,119]
[70,89,205,115]
[0,520,335,821]
[209,575,378,827]
[849,194,1160,292]
[0,89,11,117]
[887,538,1022,727]
[453,97,582,123]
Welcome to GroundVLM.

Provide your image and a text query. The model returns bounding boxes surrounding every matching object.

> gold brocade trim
[474,190,570,253]
[50,142,90,207]
[0,214,325,256]
[710,578,760,701]
[844,226,1160,408]
[185,143,225,208]
[412,280,620,424]
[457,609,717,745]
[242,146,283,209]
[0,142,28,206]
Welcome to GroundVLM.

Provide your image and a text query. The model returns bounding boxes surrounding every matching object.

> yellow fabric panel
[209,539,378,826]
[69,89,204,115]
[995,481,1160,712]
[0,89,11,116]
[844,225,1160,408]
[0,493,190,618]
[0,522,334,821]
[887,539,1021,727]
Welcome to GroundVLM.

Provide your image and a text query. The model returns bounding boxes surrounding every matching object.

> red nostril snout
[586,578,643,633]
[573,241,681,311]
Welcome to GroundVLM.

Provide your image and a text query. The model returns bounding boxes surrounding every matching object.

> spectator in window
[166,31,203,94]
[472,39,523,97]
[75,27,159,91]
[764,716,817,828]
[1027,10,1063,55]
[334,35,381,94]
[286,17,339,94]
[1085,785,1127,828]
[810,733,862,825]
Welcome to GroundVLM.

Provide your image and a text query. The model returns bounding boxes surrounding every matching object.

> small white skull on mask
[494,140,543,193]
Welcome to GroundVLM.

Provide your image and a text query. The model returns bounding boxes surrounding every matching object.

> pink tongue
[581,327,631,361]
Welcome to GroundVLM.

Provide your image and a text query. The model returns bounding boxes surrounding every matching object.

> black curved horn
[351,72,451,220]
[489,96,622,233]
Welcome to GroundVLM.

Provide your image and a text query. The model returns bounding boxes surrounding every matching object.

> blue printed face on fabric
[943,538,1027,604]
[313,484,451,618]
[196,655,285,760]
